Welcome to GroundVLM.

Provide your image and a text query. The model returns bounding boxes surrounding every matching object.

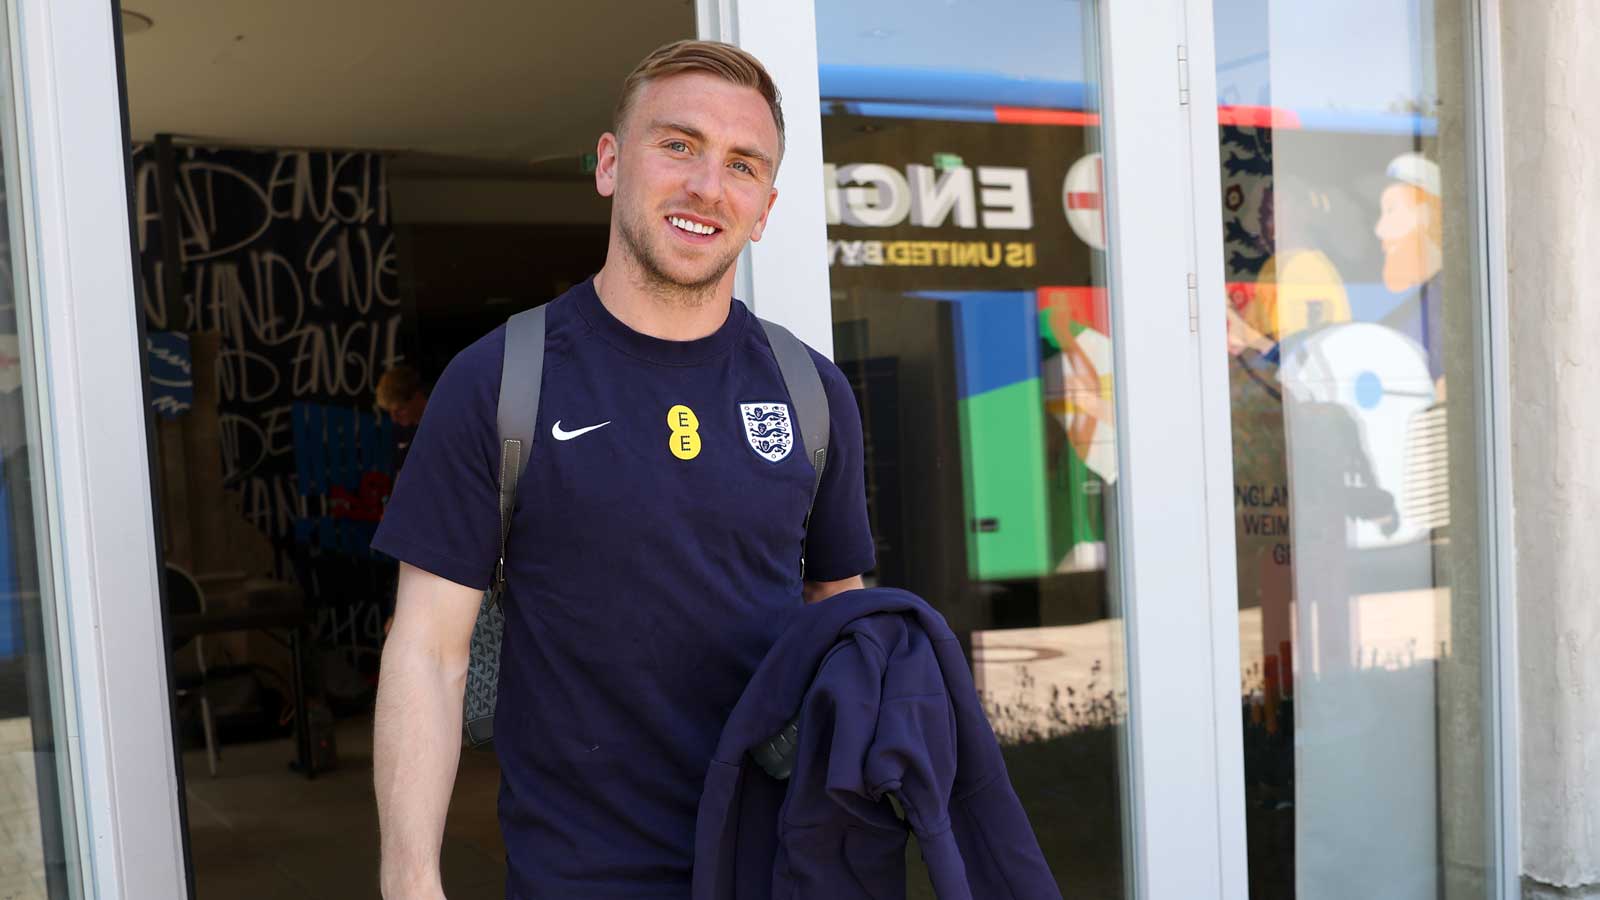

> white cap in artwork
[1385,152,1441,198]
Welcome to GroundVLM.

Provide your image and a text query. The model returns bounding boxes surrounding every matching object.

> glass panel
[0,1,86,895]
[815,2,1128,895]
[1213,0,1493,896]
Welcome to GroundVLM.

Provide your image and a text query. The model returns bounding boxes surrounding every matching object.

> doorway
[119,2,693,897]
[28,0,1506,895]
[114,0,1239,896]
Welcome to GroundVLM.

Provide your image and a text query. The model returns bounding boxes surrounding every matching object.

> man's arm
[374,563,483,899]
[803,573,865,605]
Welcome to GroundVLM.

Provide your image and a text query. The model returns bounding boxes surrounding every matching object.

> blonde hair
[375,365,422,412]
[614,40,785,159]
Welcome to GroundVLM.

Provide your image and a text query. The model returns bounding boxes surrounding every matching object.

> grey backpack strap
[491,305,546,596]
[748,319,830,777]
[759,319,829,512]
[498,307,546,484]
[464,305,547,749]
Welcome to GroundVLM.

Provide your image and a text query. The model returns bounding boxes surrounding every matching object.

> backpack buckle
[489,557,506,608]
[751,715,802,780]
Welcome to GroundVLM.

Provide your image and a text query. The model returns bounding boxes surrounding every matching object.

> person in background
[375,364,429,471]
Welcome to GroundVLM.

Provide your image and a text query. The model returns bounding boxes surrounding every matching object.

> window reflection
[1216,0,1489,895]
[817,0,1127,894]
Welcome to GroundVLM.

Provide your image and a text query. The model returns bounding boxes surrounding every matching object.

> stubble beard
[617,205,742,309]
[1381,230,1440,293]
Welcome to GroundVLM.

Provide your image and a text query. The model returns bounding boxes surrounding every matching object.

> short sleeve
[370,328,505,591]
[800,350,877,582]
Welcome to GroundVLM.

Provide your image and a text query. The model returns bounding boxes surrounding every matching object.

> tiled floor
[185,713,505,900]
[11,705,1120,899]
[0,718,47,900]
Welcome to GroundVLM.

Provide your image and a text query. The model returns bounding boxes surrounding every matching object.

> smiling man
[370,41,874,899]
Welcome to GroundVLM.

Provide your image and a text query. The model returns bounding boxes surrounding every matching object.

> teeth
[670,216,717,235]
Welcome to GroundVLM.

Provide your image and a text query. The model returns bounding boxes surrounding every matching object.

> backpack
[463,304,832,749]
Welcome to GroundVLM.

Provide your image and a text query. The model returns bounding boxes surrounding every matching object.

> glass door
[720,0,1245,895]
[1204,0,1509,895]
[810,3,1130,894]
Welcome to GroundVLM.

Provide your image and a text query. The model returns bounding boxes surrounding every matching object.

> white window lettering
[978,167,1033,229]
[822,164,841,226]
[907,164,977,228]
[838,163,912,227]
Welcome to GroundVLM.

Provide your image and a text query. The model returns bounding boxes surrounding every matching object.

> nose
[684,154,724,206]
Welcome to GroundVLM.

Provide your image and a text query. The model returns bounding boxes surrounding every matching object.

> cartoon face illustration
[1375,154,1443,293]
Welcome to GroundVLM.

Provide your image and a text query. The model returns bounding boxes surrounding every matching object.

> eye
[665,140,690,153]
[731,160,756,175]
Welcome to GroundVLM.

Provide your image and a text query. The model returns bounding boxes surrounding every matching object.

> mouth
[665,214,722,243]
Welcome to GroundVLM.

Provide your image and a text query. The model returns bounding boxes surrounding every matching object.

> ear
[595,132,620,198]
[748,186,780,242]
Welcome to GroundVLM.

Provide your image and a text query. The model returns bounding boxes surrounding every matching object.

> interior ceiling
[120,0,697,166]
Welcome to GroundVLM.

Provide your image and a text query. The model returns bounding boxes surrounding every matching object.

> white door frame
[1468,0,1521,893]
[716,0,1251,896]
[696,0,835,358]
[13,0,186,897]
[1099,0,1245,895]
[1174,0,1251,896]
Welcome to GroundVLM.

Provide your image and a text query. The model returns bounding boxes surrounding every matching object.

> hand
[1060,331,1109,425]
[1057,329,1111,462]
[1226,307,1274,357]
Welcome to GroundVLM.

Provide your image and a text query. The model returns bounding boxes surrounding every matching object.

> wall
[1502,1,1600,897]
[386,169,612,379]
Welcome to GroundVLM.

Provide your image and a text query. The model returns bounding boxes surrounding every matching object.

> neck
[593,248,737,343]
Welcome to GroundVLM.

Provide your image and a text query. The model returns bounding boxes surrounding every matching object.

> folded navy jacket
[692,587,1062,899]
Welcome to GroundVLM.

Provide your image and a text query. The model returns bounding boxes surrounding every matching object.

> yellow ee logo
[667,405,702,460]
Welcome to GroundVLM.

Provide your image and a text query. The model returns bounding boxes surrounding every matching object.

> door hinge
[1187,272,1199,332]
[1178,44,1191,106]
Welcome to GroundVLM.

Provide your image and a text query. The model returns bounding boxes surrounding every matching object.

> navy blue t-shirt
[371,278,875,898]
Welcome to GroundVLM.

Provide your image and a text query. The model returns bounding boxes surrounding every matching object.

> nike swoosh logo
[551,420,611,441]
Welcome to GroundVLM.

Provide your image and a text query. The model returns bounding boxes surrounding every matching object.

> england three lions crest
[740,402,794,463]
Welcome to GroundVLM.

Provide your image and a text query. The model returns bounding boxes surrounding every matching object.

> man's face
[387,391,427,428]
[1375,182,1442,293]
[595,72,781,296]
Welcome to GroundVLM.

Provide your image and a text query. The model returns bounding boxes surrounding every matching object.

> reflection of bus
[821,65,1443,584]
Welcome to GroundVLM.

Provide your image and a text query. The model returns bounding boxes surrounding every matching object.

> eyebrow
[649,119,776,173]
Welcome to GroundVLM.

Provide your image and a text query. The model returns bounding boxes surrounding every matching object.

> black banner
[821,113,1098,292]
[132,145,402,552]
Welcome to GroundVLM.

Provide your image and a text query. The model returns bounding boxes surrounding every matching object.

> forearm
[374,634,467,899]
